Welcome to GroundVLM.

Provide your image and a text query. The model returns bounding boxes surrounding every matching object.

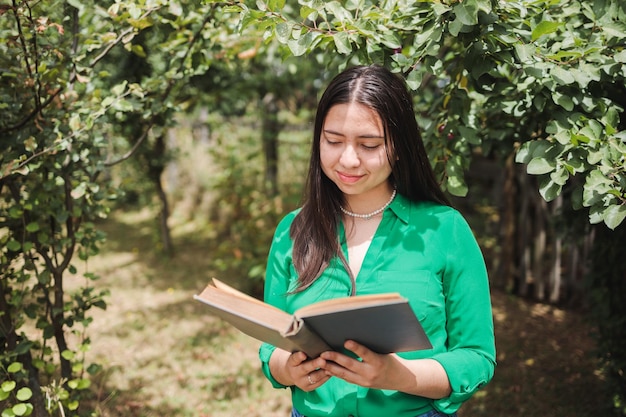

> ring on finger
[307,374,315,385]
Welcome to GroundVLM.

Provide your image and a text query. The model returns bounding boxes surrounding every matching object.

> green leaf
[604,204,626,230]
[380,31,401,49]
[531,20,562,41]
[446,174,468,197]
[586,169,612,188]
[553,130,571,145]
[570,66,596,88]
[550,66,576,85]
[128,18,153,30]
[61,350,75,360]
[552,91,574,111]
[333,31,352,55]
[111,81,127,96]
[458,125,481,145]
[516,140,553,164]
[539,176,562,202]
[602,108,619,133]
[268,0,286,10]
[603,22,626,40]
[7,239,21,251]
[275,22,292,43]
[453,1,479,26]
[69,378,91,390]
[550,166,569,186]
[300,6,317,20]
[425,2,446,15]
[7,363,23,373]
[405,69,423,90]
[66,0,83,11]
[114,99,134,112]
[514,43,535,63]
[448,17,465,37]
[1,381,17,392]
[287,31,317,56]
[69,114,81,131]
[25,222,40,233]
[589,205,604,224]
[101,96,114,107]
[614,49,626,63]
[256,0,267,12]
[325,1,351,21]
[24,137,37,152]
[130,44,147,58]
[168,1,183,16]
[8,206,23,218]
[15,388,32,402]
[579,126,599,143]
[527,157,556,175]
[12,403,28,416]
[583,169,613,206]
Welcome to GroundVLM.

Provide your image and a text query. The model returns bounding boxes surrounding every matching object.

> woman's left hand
[320,340,451,398]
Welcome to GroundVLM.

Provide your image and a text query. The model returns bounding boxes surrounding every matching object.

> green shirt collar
[388,192,410,224]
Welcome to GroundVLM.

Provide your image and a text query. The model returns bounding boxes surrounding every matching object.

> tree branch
[88,26,135,69]
[105,4,218,166]
[104,121,154,167]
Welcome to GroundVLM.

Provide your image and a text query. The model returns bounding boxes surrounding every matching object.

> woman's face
[320,102,393,202]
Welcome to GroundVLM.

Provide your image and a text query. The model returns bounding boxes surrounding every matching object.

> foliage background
[1,0,626,416]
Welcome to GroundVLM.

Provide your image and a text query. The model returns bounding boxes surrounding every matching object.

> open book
[193,278,432,358]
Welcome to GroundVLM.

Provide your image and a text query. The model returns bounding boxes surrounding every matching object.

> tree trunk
[24,350,48,417]
[549,195,563,303]
[52,269,72,380]
[261,93,280,196]
[496,152,517,291]
[587,223,626,406]
[155,174,173,256]
[532,193,547,300]
[517,168,530,296]
[151,134,173,257]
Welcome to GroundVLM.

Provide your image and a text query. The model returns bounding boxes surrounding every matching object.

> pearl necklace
[340,189,397,220]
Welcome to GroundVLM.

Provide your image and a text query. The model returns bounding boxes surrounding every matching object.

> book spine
[283,318,332,358]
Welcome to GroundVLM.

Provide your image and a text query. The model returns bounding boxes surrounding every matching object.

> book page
[294,293,405,318]
[194,280,334,357]
[195,281,293,331]
[211,278,265,304]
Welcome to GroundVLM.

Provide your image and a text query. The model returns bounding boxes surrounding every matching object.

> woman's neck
[343,183,395,215]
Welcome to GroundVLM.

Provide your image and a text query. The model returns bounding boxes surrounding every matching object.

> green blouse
[259,194,496,416]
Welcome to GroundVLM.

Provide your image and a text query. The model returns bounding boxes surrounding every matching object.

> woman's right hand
[269,349,330,392]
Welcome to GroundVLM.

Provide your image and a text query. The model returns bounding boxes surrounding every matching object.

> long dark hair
[290,65,450,292]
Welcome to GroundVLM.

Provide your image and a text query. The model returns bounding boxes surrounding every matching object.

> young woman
[259,65,496,417]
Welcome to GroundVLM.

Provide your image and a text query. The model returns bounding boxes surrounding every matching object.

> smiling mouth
[337,172,363,183]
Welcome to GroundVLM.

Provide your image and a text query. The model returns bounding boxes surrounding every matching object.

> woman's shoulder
[279,207,301,224]
[398,196,468,230]
[399,195,460,217]
[415,200,460,216]
[273,208,301,234]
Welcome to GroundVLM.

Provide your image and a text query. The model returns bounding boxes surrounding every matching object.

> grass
[80,207,615,417]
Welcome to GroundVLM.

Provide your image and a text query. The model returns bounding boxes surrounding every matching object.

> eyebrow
[322,129,385,139]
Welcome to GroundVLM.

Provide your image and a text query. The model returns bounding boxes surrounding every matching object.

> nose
[339,144,360,167]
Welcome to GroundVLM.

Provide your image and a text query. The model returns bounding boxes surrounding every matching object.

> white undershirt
[344,215,383,278]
